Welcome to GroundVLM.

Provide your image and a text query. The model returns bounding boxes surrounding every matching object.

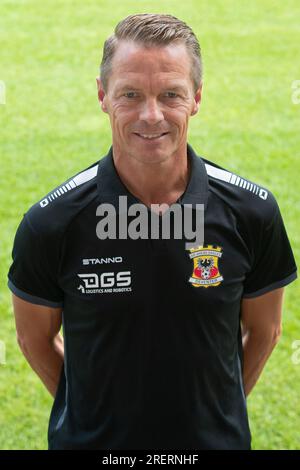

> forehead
[110,40,192,85]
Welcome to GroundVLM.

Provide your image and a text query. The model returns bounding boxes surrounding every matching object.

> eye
[165,92,179,98]
[124,92,138,99]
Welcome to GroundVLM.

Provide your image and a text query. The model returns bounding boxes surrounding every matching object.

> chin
[131,151,171,165]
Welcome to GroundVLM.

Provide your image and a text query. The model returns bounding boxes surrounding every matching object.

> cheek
[106,102,135,141]
[111,110,133,132]
[170,117,190,140]
[166,109,190,129]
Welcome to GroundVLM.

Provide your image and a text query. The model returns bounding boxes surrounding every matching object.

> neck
[112,144,190,209]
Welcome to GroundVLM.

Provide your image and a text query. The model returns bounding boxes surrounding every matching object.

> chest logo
[189,245,223,288]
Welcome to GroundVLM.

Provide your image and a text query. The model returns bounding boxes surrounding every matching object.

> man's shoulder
[24,159,100,236]
[202,156,280,226]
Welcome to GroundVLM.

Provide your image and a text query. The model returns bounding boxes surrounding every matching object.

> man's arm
[12,293,64,398]
[240,287,284,397]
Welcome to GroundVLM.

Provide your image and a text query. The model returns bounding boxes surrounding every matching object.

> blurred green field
[0,0,299,450]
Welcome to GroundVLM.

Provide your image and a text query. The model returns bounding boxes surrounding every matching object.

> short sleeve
[7,214,64,307]
[243,201,297,298]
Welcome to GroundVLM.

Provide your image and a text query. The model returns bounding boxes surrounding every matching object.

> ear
[96,77,108,113]
[191,83,203,116]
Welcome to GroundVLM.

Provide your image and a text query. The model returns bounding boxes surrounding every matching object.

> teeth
[138,133,165,139]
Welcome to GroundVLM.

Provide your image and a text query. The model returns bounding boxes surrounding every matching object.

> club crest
[188,245,223,288]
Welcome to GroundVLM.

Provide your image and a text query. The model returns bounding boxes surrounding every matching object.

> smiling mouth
[133,132,169,141]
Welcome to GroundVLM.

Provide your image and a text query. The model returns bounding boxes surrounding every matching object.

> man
[8,13,297,450]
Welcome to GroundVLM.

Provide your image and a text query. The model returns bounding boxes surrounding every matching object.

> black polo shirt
[8,143,297,450]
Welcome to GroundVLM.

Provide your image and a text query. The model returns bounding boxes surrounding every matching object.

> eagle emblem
[189,245,223,288]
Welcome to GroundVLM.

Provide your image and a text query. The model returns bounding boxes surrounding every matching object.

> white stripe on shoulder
[39,164,98,208]
[205,163,268,200]
[72,165,98,187]
[205,164,232,183]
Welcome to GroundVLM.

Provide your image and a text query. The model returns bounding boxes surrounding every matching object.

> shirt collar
[97,143,209,210]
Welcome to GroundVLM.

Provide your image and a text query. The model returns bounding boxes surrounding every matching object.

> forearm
[242,330,279,397]
[18,333,64,398]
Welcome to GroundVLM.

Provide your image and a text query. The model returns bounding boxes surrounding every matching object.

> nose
[139,98,164,125]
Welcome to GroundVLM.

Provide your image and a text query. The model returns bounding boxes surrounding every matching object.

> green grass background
[0,0,299,450]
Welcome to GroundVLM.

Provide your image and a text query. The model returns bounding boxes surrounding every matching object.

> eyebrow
[116,85,187,93]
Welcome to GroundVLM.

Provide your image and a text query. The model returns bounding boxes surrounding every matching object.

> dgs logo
[78,271,131,289]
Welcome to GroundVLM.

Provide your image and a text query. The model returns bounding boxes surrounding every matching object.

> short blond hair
[100,13,202,94]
